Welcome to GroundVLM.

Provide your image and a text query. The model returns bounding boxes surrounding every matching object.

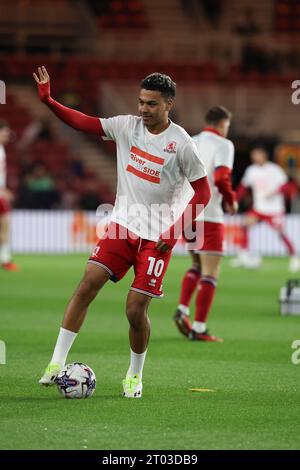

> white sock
[127,349,147,380]
[178,304,190,316]
[50,327,77,368]
[0,243,11,263]
[192,321,207,333]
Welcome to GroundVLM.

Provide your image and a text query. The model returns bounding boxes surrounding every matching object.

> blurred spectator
[57,82,82,151]
[59,80,82,111]
[19,162,60,209]
[17,118,53,151]
[241,41,269,74]
[201,0,223,28]
[286,46,300,73]
[180,0,201,23]
[27,163,55,192]
[87,0,110,16]
[56,177,80,209]
[181,0,223,28]
[80,178,103,211]
[19,151,34,177]
[69,155,85,178]
[233,7,260,36]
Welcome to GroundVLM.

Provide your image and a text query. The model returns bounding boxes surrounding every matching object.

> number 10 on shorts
[147,257,165,277]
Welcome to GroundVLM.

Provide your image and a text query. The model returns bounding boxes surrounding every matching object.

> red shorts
[88,223,172,298]
[197,221,224,254]
[248,210,284,230]
[0,196,10,215]
[183,221,225,255]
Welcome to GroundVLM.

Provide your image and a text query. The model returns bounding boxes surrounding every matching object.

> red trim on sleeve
[214,166,236,205]
[277,180,299,199]
[236,184,248,202]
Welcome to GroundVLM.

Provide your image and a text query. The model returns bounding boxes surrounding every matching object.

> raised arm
[33,66,103,135]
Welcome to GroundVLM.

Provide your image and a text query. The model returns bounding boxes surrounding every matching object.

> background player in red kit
[0,120,19,271]
[174,106,237,342]
[34,66,210,397]
[231,146,300,272]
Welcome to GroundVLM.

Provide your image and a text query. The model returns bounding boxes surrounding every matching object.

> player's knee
[126,304,148,329]
[192,261,201,272]
[189,255,200,272]
[205,271,219,280]
[76,277,100,302]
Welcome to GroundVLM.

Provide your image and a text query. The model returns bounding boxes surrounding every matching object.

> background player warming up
[231,146,300,272]
[34,67,210,398]
[174,106,238,342]
[0,120,19,271]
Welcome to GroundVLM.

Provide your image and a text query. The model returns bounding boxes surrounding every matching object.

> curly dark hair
[140,73,176,99]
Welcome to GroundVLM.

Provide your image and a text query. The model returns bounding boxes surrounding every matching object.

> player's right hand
[0,188,14,203]
[33,66,51,102]
[225,200,239,215]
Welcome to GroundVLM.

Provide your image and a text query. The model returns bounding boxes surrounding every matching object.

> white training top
[0,145,6,189]
[192,130,234,223]
[242,161,287,215]
[100,115,207,240]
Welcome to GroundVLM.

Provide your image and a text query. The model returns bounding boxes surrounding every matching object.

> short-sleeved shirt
[100,115,207,240]
[192,130,234,223]
[242,162,287,215]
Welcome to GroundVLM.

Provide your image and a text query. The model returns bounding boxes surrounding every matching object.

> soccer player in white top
[0,120,19,271]
[174,106,238,342]
[231,146,299,272]
[33,67,210,397]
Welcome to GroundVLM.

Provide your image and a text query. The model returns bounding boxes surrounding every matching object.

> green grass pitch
[0,254,300,450]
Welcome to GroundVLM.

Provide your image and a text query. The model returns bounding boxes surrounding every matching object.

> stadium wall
[11,211,300,256]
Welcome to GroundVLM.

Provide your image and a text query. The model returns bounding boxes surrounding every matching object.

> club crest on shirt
[164,141,177,154]
[149,278,157,287]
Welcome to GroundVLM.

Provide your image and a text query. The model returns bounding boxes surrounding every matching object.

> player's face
[138,89,173,130]
[251,149,268,165]
[0,126,10,145]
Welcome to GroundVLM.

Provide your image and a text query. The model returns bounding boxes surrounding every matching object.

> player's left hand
[225,200,239,215]
[33,66,51,102]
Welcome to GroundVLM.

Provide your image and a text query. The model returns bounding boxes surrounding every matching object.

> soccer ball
[56,362,96,399]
